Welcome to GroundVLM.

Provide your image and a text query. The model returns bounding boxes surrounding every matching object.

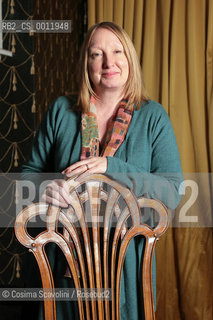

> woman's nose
[102,53,114,68]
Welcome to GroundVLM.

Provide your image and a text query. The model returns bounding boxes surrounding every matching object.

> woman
[22,22,183,319]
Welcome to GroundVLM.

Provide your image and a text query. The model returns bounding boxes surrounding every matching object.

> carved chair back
[15,174,168,320]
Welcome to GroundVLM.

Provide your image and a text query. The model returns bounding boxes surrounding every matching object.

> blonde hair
[77,21,149,112]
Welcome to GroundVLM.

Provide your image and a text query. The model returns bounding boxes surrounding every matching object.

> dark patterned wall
[0,1,86,318]
[33,0,87,124]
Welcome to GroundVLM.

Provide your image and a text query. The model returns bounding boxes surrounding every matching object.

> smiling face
[87,28,129,97]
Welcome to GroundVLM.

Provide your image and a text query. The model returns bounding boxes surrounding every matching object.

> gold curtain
[88,1,213,319]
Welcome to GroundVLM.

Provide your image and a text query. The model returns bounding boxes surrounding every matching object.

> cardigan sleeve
[20,100,56,202]
[20,97,73,202]
[106,105,183,210]
[22,96,79,172]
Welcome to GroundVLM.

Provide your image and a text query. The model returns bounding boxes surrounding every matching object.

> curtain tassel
[12,68,17,91]
[14,145,19,167]
[15,182,19,204]
[12,33,16,53]
[16,257,21,279]
[13,105,18,129]
[29,20,34,36]
[32,94,36,113]
[10,0,15,14]
[30,55,35,75]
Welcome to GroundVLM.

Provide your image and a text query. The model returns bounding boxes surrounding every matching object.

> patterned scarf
[81,96,133,158]
[64,96,133,278]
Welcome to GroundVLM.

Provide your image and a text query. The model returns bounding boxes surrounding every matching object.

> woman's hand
[41,179,71,208]
[62,157,107,179]
[41,158,107,207]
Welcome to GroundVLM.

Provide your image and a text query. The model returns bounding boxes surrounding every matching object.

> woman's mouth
[102,72,119,78]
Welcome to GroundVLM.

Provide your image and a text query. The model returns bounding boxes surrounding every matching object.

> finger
[74,165,102,181]
[42,193,69,208]
[63,173,79,181]
[49,179,71,195]
[51,179,69,191]
[52,180,71,199]
[64,164,88,177]
[65,164,96,177]
[74,170,92,181]
[45,185,71,206]
[62,161,85,174]
[44,188,67,203]
[63,157,107,178]
[59,185,72,204]
[62,158,96,174]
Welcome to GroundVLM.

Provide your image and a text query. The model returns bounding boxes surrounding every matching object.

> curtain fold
[207,0,213,173]
[87,1,213,319]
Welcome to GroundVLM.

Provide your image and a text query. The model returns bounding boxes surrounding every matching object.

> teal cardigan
[22,96,183,319]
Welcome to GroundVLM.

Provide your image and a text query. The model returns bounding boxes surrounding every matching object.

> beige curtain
[88,0,213,319]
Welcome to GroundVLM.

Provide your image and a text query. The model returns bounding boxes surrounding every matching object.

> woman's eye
[115,50,122,54]
[91,52,102,59]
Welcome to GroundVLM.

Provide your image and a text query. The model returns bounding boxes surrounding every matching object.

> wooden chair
[15,174,168,320]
